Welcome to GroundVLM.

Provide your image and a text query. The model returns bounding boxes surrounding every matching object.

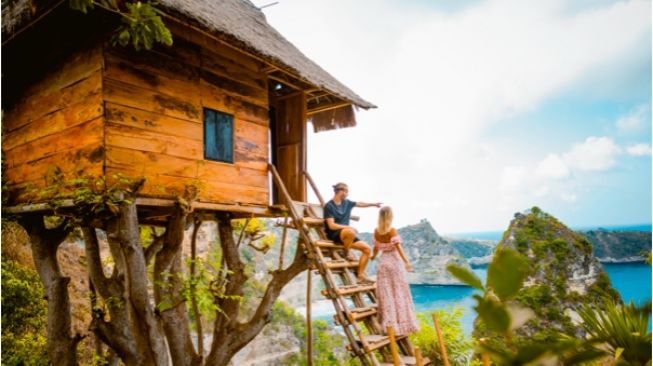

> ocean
[312,262,652,335]
[411,262,652,334]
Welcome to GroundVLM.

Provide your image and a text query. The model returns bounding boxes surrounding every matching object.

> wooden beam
[4,197,281,217]
[268,73,305,91]
[307,101,351,116]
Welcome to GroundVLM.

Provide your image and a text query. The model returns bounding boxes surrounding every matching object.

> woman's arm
[371,245,379,260]
[396,243,413,272]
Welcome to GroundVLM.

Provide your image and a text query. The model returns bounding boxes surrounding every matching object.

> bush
[1,260,50,365]
[410,307,475,366]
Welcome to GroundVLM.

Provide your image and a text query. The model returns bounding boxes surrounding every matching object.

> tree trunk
[82,198,170,366]
[21,214,80,366]
[205,213,311,365]
[154,203,201,366]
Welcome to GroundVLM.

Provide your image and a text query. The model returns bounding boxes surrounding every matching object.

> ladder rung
[302,217,324,225]
[315,239,343,249]
[346,334,408,353]
[337,283,376,296]
[348,306,377,320]
[324,259,359,269]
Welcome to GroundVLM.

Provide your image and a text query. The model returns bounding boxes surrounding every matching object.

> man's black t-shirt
[323,199,357,236]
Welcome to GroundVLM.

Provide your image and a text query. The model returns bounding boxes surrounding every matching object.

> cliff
[582,229,651,262]
[476,207,621,341]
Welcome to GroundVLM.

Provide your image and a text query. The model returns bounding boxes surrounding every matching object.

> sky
[258,0,652,234]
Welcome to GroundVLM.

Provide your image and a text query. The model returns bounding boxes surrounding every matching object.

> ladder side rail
[304,170,326,206]
[269,164,316,253]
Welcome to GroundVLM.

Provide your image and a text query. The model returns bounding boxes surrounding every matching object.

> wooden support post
[432,313,451,366]
[278,214,289,270]
[387,325,401,366]
[414,346,424,366]
[307,269,313,366]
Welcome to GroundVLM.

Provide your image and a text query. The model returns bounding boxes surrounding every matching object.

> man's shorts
[327,229,360,245]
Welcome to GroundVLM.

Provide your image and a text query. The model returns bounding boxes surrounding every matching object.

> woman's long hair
[377,206,393,235]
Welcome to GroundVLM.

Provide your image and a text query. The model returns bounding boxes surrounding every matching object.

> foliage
[69,0,172,50]
[578,300,652,365]
[272,301,355,366]
[410,307,475,366]
[33,172,144,222]
[1,260,50,366]
[447,247,607,365]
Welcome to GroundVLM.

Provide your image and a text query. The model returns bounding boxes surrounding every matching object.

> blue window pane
[204,109,234,163]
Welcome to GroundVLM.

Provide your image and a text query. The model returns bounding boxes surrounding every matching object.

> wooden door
[272,92,307,202]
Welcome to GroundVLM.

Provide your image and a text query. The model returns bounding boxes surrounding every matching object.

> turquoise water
[411,262,652,334]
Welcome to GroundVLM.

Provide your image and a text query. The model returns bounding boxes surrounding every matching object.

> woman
[371,206,420,336]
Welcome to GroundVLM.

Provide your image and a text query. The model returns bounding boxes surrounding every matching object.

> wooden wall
[3,20,312,209]
[3,46,105,202]
[102,23,271,206]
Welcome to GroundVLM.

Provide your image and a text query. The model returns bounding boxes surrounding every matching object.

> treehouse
[2,0,375,218]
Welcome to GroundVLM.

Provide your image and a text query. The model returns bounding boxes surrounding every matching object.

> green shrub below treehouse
[1,260,50,366]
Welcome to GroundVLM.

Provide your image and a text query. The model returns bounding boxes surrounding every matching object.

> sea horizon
[444,223,652,241]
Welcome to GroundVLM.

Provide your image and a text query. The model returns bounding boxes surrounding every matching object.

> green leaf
[514,343,550,363]
[446,264,484,290]
[487,247,529,301]
[475,297,510,334]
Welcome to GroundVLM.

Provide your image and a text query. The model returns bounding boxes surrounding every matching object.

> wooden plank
[201,46,267,90]
[104,52,201,102]
[234,118,268,164]
[106,167,269,205]
[105,147,268,187]
[105,103,202,140]
[200,79,269,125]
[7,118,105,168]
[3,92,104,150]
[135,197,271,215]
[200,69,268,109]
[4,46,102,132]
[106,122,203,160]
[105,46,200,84]
[4,71,103,133]
[5,142,104,186]
[103,78,202,122]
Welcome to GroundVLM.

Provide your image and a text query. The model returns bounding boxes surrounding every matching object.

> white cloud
[560,192,578,203]
[534,186,550,197]
[616,105,649,133]
[627,143,652,156]
[500,166,527,191]
[536,154,570,179]
[563,136,621,171]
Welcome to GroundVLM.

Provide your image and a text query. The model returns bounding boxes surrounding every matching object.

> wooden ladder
[270,165,431,366]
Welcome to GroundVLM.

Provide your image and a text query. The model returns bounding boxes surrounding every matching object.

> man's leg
[348,240,373,282]
[340,228,358,260]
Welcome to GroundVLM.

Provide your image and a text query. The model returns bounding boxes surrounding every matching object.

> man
[324,182,381,284]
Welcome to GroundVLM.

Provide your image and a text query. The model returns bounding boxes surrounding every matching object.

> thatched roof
[160,0,375,111]
[2,0,376,118]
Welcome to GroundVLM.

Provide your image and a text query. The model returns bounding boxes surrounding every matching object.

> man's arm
[325,217,356,231]
[355,202,382,208]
